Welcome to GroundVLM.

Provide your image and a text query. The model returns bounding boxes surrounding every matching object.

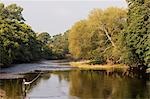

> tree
[0,3,42,66]
[37,32,51,44]
[0,3,24,21]
[124,0,150,68]
[37,32,52,59]
[0,3,70,66]
[68,7,127,63]
[51,30,69,59]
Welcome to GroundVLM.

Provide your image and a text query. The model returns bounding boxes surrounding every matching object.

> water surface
[0,60,150,99]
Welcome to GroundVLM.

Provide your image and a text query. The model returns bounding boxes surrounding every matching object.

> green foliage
[68,1,149,72]
[125,0,150,67]
[0,3,42,66]
[51,31,69,59]
[41,45,53,59]
[37,31,69,59]
[1,1,149,73]
[0,3,69,66]
[37,32,52,59]
[37,32,51,44]
[0,3,24,21]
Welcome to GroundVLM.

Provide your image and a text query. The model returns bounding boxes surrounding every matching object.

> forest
[0,0,150,74]
[0,2,69,66]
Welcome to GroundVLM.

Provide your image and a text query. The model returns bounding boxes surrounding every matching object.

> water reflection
[0,70,150,99]
[0,73,44,99]
[69,71,150,99]
[0,79,23,99]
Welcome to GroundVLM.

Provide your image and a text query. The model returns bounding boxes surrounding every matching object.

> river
[0,60,150,99]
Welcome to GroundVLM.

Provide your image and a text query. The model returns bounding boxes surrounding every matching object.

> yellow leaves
[68,7,127,59]
[88,8,103,26]
[69,20,88,58]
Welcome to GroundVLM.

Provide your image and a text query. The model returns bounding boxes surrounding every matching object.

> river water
[0,60,150,99]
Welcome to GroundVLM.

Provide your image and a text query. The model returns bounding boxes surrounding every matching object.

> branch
[102,46,111,54]
[101,26,116,47]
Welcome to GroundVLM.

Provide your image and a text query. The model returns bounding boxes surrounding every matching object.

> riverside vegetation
[69,0,150,75]
[0,0,150,75]
[0,3,69,66]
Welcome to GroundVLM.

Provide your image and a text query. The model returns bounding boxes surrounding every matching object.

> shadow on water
[0,79,23,99]
[69,70,150,99]
[0,70,150,99]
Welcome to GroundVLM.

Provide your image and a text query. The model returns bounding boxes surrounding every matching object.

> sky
[1,0,127,36]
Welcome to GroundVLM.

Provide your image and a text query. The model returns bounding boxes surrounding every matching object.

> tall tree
[68,7,127,63]
[125,0,150,68]
[0,3,42,66]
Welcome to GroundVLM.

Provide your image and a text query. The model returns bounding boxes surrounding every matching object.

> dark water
[0,70,150,99]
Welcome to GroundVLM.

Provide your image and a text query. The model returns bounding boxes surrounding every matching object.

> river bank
[70,60,129,70]
[1,59,149,79]
[0,60,75,79]
[70,60,150,77]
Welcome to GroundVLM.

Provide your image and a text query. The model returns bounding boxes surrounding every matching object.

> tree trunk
[102,27,116,47]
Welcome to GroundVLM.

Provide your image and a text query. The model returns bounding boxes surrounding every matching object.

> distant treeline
[0,3,69,66]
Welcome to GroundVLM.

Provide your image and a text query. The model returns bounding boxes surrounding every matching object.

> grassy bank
[70,60,129,73]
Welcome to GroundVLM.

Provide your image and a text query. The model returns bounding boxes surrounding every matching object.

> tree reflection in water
[0,73,48,99]
[0,70,149,99]
[69,70,149,99]
[0,79,23,99]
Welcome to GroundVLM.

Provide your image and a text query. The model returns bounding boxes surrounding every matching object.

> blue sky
[1,0,127,35]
